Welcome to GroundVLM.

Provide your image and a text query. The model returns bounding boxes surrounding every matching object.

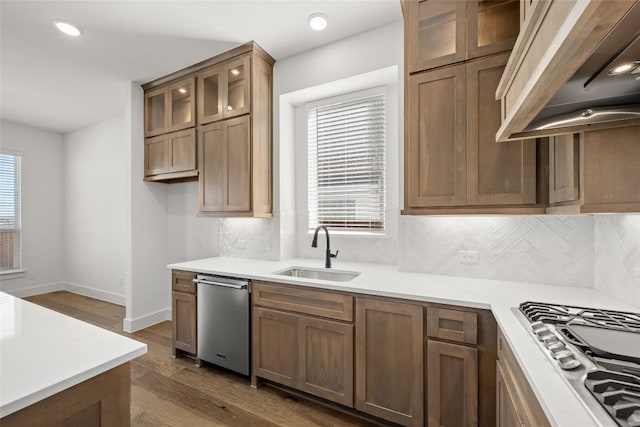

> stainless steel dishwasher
[194,273,250,376]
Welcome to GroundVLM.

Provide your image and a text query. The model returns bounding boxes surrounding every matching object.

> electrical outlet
[27,271,37,280]
[459,250,479,264]
[197,235,205,246]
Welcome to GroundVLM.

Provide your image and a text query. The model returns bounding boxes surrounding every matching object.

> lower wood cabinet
[298,316,354,406]
[252,307,298,388]
[251,282,498,427]
[252,282,354,407]
[427,340,478,427]
[355,297,424,426]
[496,328,551,427]
[171,270,197,358]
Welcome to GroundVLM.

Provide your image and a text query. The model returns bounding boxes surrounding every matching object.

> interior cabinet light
[53,20,82,37]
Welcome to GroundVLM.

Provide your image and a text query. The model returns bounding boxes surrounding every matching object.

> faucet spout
[311,226,337,268]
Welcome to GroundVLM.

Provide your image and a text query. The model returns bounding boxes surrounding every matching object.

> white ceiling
[0,0,402,134]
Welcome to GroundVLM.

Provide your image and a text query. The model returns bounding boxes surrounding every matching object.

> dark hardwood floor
[25,291,376,427]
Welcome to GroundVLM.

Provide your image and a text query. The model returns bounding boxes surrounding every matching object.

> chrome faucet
[311,225,338,268]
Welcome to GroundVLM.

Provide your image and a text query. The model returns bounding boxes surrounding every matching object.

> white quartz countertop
[0,292,147,417]
[169,256,639,427]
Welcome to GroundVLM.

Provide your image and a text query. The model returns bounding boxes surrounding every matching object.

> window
[0,153,22,272]
[307,92,386,233]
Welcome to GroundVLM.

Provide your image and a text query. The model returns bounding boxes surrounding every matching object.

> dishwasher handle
[193,278,247,290]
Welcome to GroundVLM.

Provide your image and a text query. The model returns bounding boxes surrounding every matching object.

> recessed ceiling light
[53,20,82,37]
[178,88,187,94]
[230,69,240,76]
[308,13,328,31]
[608,62,638,75]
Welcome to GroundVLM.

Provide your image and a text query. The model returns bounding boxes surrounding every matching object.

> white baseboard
[3,282,65,298]
[123,308,171,333]
[65,282,126,306]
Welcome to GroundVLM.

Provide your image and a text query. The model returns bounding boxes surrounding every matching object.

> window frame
[0,150,23,274]
[305,86,388,236]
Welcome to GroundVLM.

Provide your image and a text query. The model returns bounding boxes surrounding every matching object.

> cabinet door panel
[355,298,423,426]
[169,129,196,173]
[199,123,224,212]
[496,362,524,427]
[144,135,169,176]
[467,0,520,59]
[407,65,467,208]
[549,133,579,204]
[427,340,478,427]
[169,76,196,131]
[408,0,467,72]
[144,86,169,137]
[252,308,298,387]
[198,65,224,124]
[582,127,640,212]
[224,116,251,212]
[224,54,251,119]
[467,54,536,206]
[298,317,354,407]
[172,291,196,355]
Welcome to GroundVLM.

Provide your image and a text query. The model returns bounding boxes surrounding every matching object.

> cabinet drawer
[253,282,353,321]
[427,307,477,345]
[172,270,197,294]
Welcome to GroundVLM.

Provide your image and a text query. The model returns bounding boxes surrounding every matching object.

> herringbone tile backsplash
[398,216,595,287]
[594,215,640,307]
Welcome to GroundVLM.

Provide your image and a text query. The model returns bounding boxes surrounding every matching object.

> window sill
[0,269,25,280]
[307,230,387,238]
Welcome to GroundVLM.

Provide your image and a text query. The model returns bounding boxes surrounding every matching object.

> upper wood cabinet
[142,42,274,216]
[198,54,251,125]
[407,0,519,73]
[144,129,197,182]
[404,53,545,214]
[548,127,640,214]
[199,117,251,214]
[144,76,196,137]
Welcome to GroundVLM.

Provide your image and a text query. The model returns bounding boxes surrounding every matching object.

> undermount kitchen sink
[273,266,360,282]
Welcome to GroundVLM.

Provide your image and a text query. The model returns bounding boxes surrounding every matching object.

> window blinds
[308,94,386,232]
[0,153,22,271]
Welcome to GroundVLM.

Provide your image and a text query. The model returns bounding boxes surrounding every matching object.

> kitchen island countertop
[0,291,147,417]
[169,256,639,427]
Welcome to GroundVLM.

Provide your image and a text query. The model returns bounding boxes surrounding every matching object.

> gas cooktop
[518,301,640,427]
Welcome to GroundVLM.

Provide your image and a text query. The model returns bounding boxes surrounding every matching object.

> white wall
[124,82,171,332]
[273,20,404,264]
[0,120,65,296]
[167,182,220,263]
[64,116,127,304]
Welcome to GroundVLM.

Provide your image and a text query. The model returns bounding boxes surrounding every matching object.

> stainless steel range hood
[524,2,640,134]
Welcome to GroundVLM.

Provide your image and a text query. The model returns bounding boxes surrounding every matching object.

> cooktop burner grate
[519,302,640,332]
[586,370,640,427]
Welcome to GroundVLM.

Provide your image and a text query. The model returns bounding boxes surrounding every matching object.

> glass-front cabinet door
[408,0,467,73]
[198,54,252,125]
[168,77,195,131]
[144,86,169,137]
[224,54,251,119]
[198,65,224,124]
